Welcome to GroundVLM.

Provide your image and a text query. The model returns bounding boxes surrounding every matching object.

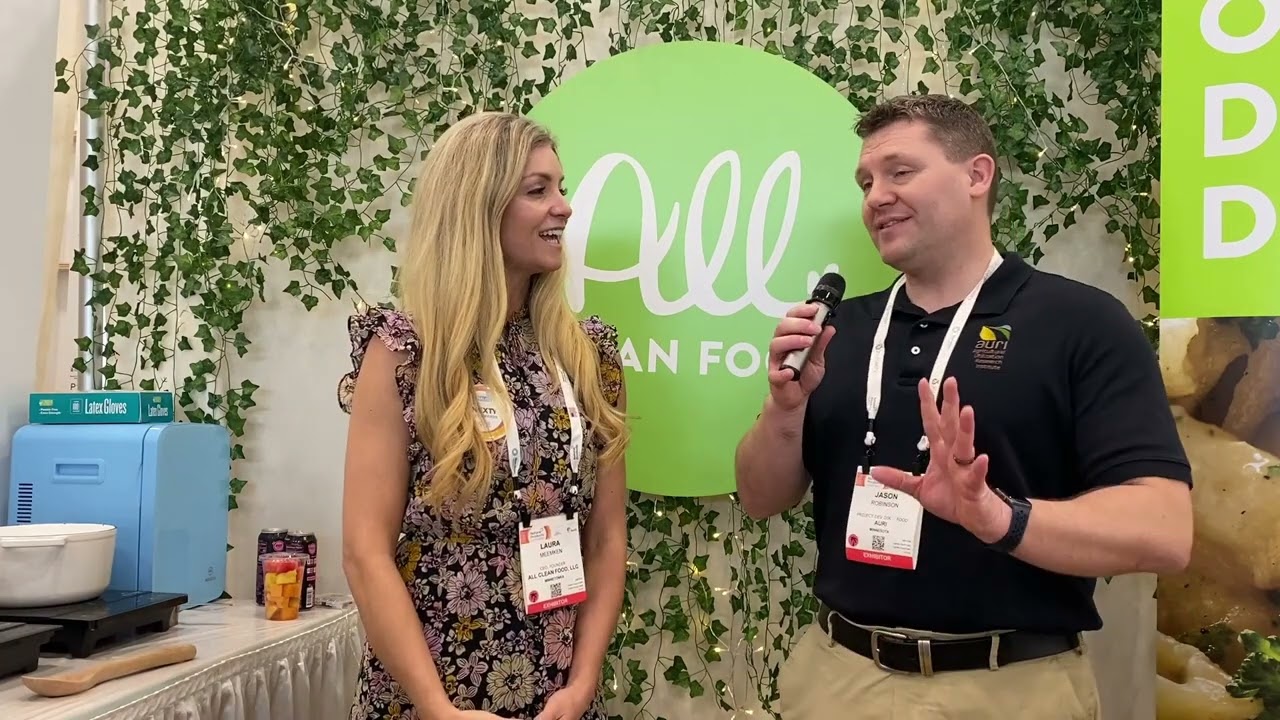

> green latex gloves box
[29,392,175,424]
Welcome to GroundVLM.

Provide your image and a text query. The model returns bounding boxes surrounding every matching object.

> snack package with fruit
[261,552,306,620]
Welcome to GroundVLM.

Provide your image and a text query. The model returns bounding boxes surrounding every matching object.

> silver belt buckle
[870,629,934,677]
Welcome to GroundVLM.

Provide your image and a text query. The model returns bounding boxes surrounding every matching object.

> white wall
[227,247,395,599]
[0,0,62,521]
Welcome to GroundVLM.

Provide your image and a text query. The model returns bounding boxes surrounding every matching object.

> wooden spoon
[22,643,197,697]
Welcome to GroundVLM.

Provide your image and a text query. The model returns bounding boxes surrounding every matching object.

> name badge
[845,471,923,570]
[474,384,506,441]
[519,514,587,614]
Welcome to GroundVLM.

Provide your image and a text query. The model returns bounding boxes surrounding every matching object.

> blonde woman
[338,111,629,720]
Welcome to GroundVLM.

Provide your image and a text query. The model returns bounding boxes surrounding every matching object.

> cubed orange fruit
[269,570,297,585]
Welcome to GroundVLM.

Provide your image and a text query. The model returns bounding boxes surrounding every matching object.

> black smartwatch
[986,487,1031,553]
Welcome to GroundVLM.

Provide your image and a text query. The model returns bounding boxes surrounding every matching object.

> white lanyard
[499,364,583,481]
[863,249,1002,466]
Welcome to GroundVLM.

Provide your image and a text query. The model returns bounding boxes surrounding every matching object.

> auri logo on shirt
[529,41,892,496]
[973,324,1011,372]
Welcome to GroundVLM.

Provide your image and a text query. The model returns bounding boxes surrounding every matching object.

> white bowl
[0,523,116,608]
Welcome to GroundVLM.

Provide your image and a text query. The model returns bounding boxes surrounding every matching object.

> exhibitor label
[519,514,587,614]
[845,472,923,570]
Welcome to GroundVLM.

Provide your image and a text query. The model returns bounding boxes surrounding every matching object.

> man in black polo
[733,94,1192,719]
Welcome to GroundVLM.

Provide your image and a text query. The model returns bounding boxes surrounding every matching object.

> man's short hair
[855,94,1000,215]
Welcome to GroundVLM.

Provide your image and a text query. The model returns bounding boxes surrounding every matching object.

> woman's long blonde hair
[398,111,629,517]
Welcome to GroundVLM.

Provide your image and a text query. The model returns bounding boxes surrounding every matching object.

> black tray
[0,590,187,658]
[0,622,60,678]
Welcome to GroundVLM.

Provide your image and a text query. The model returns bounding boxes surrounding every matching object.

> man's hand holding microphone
[735,273,846,519]
[768,272,845,411]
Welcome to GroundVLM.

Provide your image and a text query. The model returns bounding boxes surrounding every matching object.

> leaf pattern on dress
[338,305,620,720]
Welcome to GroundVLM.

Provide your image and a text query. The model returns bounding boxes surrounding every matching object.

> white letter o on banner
[1201,0,1280,54]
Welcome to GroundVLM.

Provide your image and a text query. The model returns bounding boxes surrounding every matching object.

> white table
[0,600,363,720]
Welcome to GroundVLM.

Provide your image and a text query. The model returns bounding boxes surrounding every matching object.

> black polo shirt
[801,251,1191,634]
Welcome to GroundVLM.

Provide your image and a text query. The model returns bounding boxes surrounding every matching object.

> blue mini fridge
[7,422,230,608]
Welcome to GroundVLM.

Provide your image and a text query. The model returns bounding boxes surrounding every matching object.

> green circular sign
[530,41,890,497]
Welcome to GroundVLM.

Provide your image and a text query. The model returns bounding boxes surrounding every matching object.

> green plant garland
[59,0,1160,716]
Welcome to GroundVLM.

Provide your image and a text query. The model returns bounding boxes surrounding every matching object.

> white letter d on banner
[1205,83,1277,157]
[1204,185,1276,259]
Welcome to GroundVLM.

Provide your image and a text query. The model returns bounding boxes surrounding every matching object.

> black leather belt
[818,605,1081,676]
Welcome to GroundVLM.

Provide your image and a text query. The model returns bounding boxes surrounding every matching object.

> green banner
[1162,1,1280,318]
[530,42,891,497]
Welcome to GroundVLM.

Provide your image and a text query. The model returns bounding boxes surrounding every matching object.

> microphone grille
[818,272,846,298]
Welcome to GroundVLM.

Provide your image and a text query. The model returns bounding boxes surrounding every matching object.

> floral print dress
[337,305,623,720]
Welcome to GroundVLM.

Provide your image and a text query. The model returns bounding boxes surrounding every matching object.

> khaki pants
[778,624,1101,719]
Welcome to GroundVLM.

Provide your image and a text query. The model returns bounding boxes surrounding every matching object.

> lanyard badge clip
[913,436,930,476]
[860,418,877,475]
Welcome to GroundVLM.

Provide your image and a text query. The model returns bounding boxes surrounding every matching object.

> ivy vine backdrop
[60,0,1160,717]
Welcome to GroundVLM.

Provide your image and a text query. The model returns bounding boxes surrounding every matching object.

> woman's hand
[533,682,594,720]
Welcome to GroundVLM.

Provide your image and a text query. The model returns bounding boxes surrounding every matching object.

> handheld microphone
[780,271,846,379]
